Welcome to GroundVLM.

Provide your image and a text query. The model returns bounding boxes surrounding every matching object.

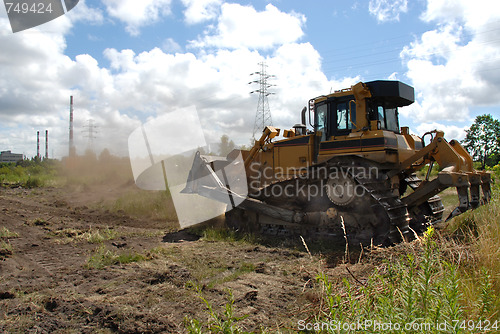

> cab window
[375,105,399,133]
[337,102,349,130]
[315,103,327,141]
[334,101,355,134]
[385,108,399,132]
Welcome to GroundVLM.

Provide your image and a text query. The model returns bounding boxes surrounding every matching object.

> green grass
[0,160,60,188]
[184,286,249,334]
[447,190,500,321]
[197,226,257,244]
[0,240,13,258]
[0,227,18,259]
[0,226,19,238]
[306,190,500,333]
[111,190,178,221]
[206,262,256,289]
[85,246,146,269]
[312,228,471,333]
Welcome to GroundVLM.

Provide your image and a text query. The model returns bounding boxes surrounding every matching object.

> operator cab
[313,80,414,141]
[314,94,356,141]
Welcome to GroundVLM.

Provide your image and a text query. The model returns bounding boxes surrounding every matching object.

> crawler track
[227,157,416,245]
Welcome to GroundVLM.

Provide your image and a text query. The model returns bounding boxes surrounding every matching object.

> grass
[181,187,500,333]
[184,286,249,334]
[206,262,256,289]
[0,226,19,238]
[197,226,257,244]
[305,190,500,333]
[447,189,500,321]
[312,228,470,333]
[0,160,60,188]
[0,227,18,259]
[50,227,118,244]
[85,245,146,269]
[111,189,178,221]
[0,240,13,258]
[147,241,261,290]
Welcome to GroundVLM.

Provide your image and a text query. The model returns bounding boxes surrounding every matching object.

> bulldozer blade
[180,151,212,194]
[180,152,199,194]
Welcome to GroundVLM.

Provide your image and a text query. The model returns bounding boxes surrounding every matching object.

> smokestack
[69,96,75,157]
[45,130,48,160]
[37,131,40,159]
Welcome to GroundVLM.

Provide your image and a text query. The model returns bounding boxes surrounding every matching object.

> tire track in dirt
[22,246,87,276]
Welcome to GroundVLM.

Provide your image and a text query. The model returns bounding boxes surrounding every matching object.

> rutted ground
[0,186,366,333]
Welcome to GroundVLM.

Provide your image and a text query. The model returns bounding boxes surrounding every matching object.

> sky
[0,0,499,159]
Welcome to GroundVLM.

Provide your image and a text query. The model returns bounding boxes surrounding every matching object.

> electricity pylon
[249,61,275,139]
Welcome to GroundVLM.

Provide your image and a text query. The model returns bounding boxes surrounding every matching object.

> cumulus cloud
[369,0,408,22]
[65,0,104,26]
[0,1,361,158]
[190,3,306,50]
[415,122,467,141]
[0,12,141,157]
[401,0,500,123]
[181,0,222,25]
[101,0,172,36]
[0,14,338,159]
[162,37,182,53]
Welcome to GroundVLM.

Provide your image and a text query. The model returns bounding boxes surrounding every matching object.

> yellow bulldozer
[182,80,492,245]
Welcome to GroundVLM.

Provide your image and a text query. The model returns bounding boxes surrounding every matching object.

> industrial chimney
[69,96,75,157]
[37,131,40,159]
[45,130,48,160]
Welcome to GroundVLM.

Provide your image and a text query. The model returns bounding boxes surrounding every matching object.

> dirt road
[0,186,362,333]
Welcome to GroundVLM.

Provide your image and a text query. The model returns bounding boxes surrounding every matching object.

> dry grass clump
[50,227,119,244]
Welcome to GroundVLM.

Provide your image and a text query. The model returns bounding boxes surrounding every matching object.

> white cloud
[414,122,468,141]
[162,37,182,53]
[65,0,104,25]
[0,14,140,158]
[190,3,306,50]
[369,0,408,22]
[101,0,172,36]
[181,0,222,25]
[401,0,500,123]
[0,2,359,159]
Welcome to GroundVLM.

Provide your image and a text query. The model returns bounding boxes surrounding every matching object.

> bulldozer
[182,80,492,245]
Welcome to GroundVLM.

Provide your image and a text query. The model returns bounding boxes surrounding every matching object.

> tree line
[462,114,500,169]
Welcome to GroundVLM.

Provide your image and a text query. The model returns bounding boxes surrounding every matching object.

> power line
[319,20,500,78]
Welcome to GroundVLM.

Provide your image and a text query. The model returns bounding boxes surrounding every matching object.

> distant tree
[219,135,235,156]
[84,148,97,162]
[462,114,500,169]
[99,148,112,161]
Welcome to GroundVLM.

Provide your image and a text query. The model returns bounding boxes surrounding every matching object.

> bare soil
[0,184,378,333]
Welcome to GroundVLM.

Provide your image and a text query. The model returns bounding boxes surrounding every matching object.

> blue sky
[1,0,499,158]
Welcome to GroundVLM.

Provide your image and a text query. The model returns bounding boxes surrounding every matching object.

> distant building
[0,151,23,163]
